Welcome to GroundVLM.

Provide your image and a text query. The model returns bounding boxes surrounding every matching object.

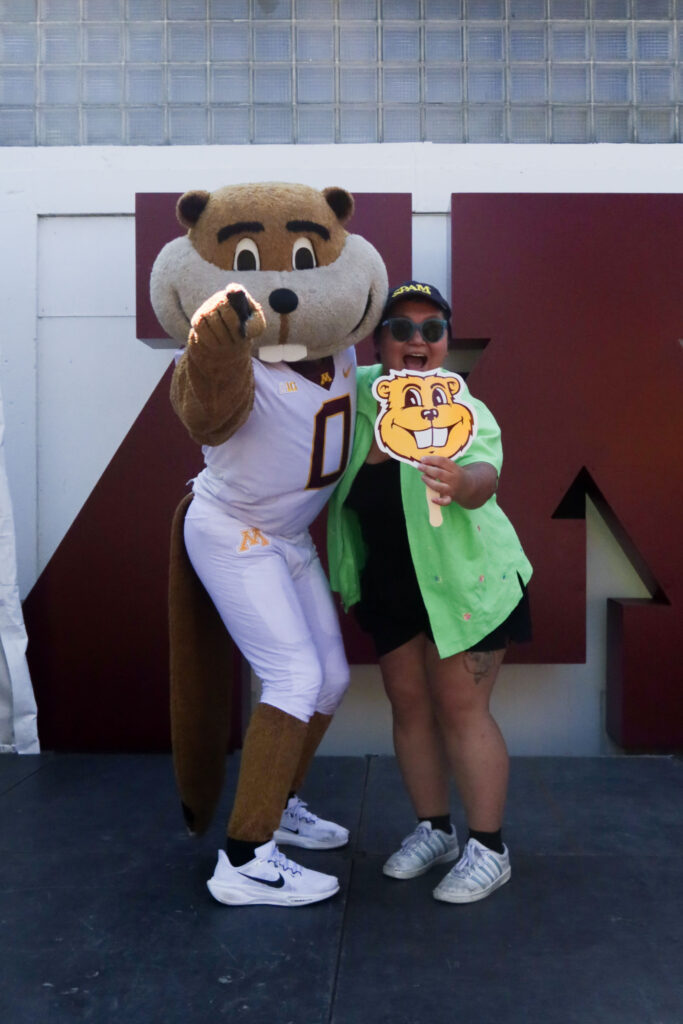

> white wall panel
[38,215,136,317]
[36,314,172,572]
[411,213,450,300]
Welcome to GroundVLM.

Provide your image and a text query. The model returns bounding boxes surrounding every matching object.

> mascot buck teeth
[150,182,387,906]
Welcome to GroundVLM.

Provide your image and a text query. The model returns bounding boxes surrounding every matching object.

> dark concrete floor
[1,752,681,1023]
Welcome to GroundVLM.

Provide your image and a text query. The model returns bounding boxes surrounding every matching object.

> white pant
[184,496,349,723]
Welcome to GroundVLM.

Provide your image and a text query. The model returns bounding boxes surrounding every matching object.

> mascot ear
[375,379,392,401]
[323,186,355,226]
[446,378,462,399]
[177,190,211,229]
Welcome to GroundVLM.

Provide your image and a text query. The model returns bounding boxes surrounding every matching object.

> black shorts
[354,574,532,660]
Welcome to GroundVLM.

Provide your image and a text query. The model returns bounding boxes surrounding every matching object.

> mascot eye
[292,237,316,270]
[233,238,260,271]
[432,386,448,406]
[404,387,423,408]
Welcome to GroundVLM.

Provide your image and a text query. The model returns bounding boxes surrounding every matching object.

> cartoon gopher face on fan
[372,369,476,465]
[150,181,388,362]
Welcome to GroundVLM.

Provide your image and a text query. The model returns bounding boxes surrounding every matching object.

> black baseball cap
[379,280,452,323]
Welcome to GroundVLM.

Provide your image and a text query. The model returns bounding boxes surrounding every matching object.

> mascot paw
[189,284,266,354]
[226,285,252,327]
[225,282,267,339]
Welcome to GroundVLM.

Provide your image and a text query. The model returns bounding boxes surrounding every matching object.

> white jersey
[192,347,357,536]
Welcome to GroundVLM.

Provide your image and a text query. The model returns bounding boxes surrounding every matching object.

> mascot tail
[169,494,234,835]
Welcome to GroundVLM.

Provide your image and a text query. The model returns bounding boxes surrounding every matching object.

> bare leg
[379,633,451,818]
[426,645,507,833]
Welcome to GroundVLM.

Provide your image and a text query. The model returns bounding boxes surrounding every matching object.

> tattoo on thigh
[464,651,496,685]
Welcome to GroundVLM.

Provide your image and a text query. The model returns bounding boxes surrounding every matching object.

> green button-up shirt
[327,364,533,658]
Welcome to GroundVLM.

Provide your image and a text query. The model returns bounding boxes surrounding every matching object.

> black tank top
[346,458,422,613]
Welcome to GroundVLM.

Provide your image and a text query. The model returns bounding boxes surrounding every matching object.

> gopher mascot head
[151,182,386,363]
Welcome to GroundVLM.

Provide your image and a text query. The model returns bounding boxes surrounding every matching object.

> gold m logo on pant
[237,528,270,552]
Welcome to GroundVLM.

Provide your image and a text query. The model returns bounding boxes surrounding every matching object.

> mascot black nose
[269,288,298,315]
[422,408,439,421]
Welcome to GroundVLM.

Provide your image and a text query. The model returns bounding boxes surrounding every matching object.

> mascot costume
[150,182,388,906]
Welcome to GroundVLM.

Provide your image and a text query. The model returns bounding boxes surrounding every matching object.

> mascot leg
[289,711,333,793]
[179,504,348,901]
[206,701,341,906]
[264,557,350,852]
[226,701,307,843]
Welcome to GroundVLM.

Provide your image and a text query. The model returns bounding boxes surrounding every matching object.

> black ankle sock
[468,828,504,855]
[419,815,452,835]
[225,837,259,867]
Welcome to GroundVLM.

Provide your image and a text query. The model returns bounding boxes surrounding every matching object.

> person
[156,181,389,909]
[327,280,533,904]
[179,333,354,907]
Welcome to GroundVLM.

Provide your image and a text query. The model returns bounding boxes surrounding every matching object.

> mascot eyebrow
[217,221,265,243]
[286,219,331,241]
[216,219,331,245]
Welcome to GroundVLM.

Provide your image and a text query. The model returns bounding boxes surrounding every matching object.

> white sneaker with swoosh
[274,796,349,850]
[206,840,340,906]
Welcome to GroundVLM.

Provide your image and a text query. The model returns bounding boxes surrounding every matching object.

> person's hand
[419,455,465,507]
[419,456,498,509]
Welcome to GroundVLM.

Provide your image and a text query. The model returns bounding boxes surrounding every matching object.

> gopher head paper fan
[372,369,477,527]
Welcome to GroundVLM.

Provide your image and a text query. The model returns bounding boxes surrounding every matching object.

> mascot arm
[170,284,266,446]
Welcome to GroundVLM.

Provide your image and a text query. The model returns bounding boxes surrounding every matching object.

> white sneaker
[206,841,339,907]
[273,796,349,850]
[433,837,511,904]
[383,822,460,880]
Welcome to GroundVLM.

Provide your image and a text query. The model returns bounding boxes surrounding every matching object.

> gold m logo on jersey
[237,528,270,552]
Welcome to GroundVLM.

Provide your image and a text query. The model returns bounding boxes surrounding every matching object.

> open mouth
[403,354,428,370]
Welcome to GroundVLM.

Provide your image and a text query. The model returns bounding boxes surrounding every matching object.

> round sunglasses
[382,316,448,344]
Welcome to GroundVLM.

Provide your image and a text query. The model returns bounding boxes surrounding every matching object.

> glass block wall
[0,0,681,145]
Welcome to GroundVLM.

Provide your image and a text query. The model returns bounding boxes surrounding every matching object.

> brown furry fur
[290,712,334,794]
[177,183,353,273]
[171,284,264,446]
[227,703,308,843]
[169,494,234,835]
